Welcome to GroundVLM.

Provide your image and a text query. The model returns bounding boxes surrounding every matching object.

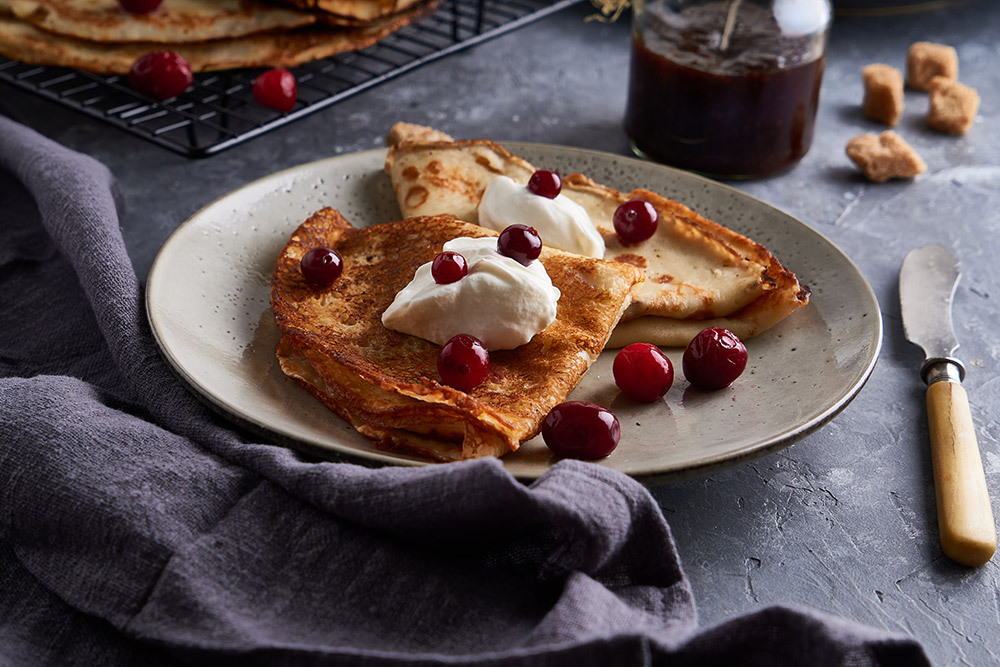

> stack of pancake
[0,0,437,74]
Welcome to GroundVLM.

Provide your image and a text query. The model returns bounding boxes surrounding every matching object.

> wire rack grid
[0,0,584,157]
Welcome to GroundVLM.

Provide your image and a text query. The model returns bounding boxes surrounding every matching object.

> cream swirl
[477,176,605,258]
[381,236,561,350]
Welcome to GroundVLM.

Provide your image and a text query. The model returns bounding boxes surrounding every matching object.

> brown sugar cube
[927,76,979,134]
[862,64,904,126]
[846,131,927,183]
[907,42,958,91]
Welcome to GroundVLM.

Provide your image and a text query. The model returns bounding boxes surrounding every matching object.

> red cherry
[613,199,658,245]
[613,343,674,402]
[118,0,162,14]
[497,224,542,266]
[253,68,298,113]
[682,327,748,390]
[527,169,562,199]
[431,251,468,284]
[300,247,343,286]
[129,51,193,100]
[542,401,620,459]
[437,334,490,391]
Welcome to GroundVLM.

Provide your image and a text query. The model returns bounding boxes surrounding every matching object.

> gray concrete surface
[4,1,999,663]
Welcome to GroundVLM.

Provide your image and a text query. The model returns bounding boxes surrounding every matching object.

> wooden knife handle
[926,379,996,566]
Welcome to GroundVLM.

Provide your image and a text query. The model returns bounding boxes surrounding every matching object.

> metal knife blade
[900,243,963,381]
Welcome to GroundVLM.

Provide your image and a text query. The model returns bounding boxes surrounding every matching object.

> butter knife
[900,243,996,566]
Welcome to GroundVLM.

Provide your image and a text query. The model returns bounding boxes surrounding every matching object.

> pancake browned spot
[615,253,647,269]
[404,186,429,208]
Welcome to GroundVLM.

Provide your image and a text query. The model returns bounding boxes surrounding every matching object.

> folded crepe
[384,122,810,347]
[270,208,644,461]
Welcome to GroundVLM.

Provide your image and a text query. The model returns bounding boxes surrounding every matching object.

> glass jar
[624,0,832,179]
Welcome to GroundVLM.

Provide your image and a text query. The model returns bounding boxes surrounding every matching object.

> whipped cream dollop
[381,236,561,350]
[477,176,605,259]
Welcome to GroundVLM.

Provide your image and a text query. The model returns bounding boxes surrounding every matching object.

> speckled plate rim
[146,143,882,483]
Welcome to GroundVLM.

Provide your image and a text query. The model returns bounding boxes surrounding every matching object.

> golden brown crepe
[273,0,425,23]
[0,4,431,74]
[384,123,809,347]
[0,0,316,44]
[270,208,644,461]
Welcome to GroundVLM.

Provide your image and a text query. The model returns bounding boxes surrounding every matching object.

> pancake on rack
[270,0,426,25]
[0,0,437,74]
[384,122,810,348]
[0,0,316,43]
[271,208,644,462]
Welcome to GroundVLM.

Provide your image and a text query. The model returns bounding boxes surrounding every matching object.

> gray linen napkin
[0,114,929,667]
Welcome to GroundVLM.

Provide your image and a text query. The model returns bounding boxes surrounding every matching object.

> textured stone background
[4,1,998,663]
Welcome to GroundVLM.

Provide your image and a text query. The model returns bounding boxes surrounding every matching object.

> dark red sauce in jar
[624,2,826,178]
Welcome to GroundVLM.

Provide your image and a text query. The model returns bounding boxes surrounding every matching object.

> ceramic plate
[146,144,881,483]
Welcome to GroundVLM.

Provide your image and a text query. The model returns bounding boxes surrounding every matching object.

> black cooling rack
[0,0,584,157]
